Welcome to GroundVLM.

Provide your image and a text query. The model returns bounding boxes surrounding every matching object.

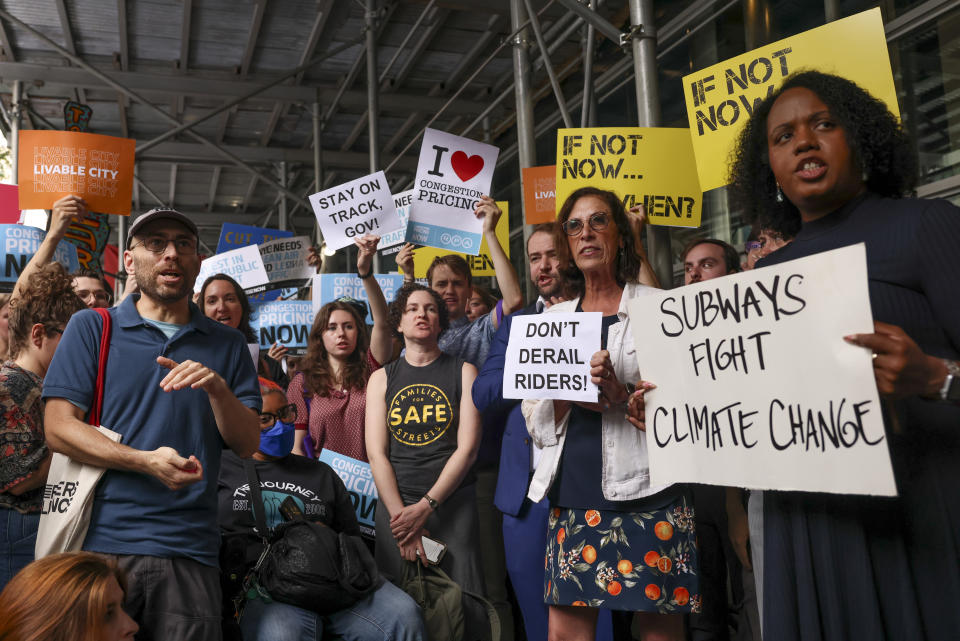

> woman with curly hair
[0,551,137,641]
[0,264,85,588]
[198,273,289,388]
[287,235,393,461]
[728,70,960,640]
[365,283,486,631]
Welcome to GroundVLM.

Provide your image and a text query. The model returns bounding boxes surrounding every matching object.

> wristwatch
[937,359,960,402]
[423,494,439,510]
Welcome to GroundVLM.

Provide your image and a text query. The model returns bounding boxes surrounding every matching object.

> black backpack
[243,459,383,615]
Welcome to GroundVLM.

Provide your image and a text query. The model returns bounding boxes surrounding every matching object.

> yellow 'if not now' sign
[555,127,703,228]
[682,8,898,192]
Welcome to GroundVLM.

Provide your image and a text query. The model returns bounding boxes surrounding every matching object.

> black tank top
[383,352,467,500]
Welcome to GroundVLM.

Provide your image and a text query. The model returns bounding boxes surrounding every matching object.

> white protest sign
[378,190,412,254]
[309,171,400,251]
[194,244,269,293]
[627,244,896,496]
[247,343,260,368]
[258,235,314,291]
[408,128,499,256]
[311,273,405,325]
[503,312,602,403]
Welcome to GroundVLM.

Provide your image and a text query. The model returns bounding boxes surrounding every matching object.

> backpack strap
[243,459,269,538]
[301,394,315,459]
[86,308,112,427]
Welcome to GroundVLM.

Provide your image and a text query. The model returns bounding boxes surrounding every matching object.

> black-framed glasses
[46,327,65,336]
[562,212,611,236]
[258,403,297,426]
[132,236,198,255]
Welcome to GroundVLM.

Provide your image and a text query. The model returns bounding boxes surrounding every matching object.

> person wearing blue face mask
[217,378,424,641]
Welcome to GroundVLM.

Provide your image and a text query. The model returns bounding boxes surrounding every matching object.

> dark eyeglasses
[258,403,297,426]
[745,241,763,252]
[562,212,611,236]
[132,236,198,255]
[46,327,65,336]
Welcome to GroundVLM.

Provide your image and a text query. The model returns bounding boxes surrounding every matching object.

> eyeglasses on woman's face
[258,403,297,426]
[562,212,611,236]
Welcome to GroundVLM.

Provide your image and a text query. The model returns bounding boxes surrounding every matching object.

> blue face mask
[259,420,295,458]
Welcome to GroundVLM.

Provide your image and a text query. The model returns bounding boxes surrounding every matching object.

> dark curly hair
[729,70,916,237]
[388,284,449,344]
[298,300,371,396]
[554,186,643,298]
[198,274,255,343]
[8,263,86,359]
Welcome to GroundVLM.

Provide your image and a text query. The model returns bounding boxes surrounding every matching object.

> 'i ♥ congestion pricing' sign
[407,128,499,255]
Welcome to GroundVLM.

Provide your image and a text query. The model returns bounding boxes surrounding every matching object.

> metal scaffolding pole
[366,0,381,274]
[116,216,127,298]
[510,0,537,301]
[522,0,572,128]
[0,8,307,207]
[581,1,596,127]
[313,96,323,249]
[629,0,673,288]
[384,0,555,174]
[10,80,20,184]
[278,161,288,230]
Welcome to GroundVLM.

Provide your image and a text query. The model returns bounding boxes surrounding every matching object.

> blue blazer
[472,303,541,516]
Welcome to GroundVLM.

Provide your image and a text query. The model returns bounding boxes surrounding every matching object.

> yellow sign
[410,201,509,278]
[683,8,898,192]
[555,128,702,228]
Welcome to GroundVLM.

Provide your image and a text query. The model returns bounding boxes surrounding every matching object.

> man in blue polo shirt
[43,208,261,641]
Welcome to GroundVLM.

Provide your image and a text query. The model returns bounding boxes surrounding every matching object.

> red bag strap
[87,308,112,427]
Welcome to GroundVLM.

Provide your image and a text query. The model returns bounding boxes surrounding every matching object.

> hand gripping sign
[408,128,499,255]
[626,244,896,496]
[555,127,702,228]
[682,8,897,192]
[309,171,401,251]
[503,312,602,403]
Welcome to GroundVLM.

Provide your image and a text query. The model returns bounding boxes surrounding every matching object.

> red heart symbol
[450,151,485,182]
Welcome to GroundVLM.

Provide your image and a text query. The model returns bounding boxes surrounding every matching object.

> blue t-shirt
[42,294,261,566]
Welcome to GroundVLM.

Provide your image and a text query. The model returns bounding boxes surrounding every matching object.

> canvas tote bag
[35,307,122,558]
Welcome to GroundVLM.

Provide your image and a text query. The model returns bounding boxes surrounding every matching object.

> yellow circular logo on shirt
[387,384,452,446]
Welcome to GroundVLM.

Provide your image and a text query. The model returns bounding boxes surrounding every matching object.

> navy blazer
[472,302,541,516]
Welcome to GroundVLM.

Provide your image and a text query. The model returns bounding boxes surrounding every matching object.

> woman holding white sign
[730,70,960,640]
[287,235,394,462]
[524,187,699,640]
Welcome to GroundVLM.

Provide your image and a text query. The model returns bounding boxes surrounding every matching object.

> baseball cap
[126,208,199,248]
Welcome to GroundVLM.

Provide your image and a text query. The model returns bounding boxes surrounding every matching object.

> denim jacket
[523,281,670,503]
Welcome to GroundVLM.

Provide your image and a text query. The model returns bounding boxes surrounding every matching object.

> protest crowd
[0,6,957,641]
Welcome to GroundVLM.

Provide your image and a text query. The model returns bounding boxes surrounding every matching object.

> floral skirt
[544,498,701,613]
